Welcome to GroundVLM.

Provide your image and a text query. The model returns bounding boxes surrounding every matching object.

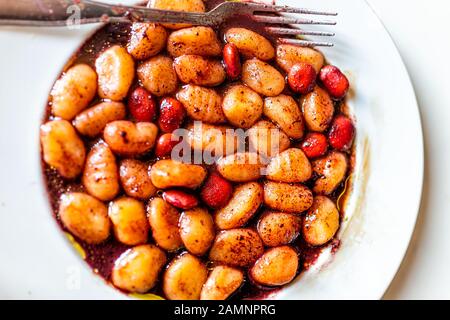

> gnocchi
[250,246,298,286]
[214,182,263,230]
[103,120,158,157]
[150,159,207,189]
[216,152,264,182]
[225,27,275,60]
[167,27,222,57]
[149,0,205,29]
[185,123,237,156]
[265,148,312,183]
[147,198,183,251]
[257,211,301,247]
[242,58,285,97]
[43,19,355,300]
[276,44,324,73]
[302,86,335,132]
[177,85,226,124]
[263,95,305,139]
[40,120,86,179]
[209,228,264,267]
[73,101,126,137]
[248,120,291,157]
[263,181,313,213]
[174,55,226,87]
[127,23,167,60]
[96,45,135,101]
[50,64,97,120]
[303,196,340,246]
[59,192,110,244]
[108,197,149,246]
[200,266,244,300]
[82,142,119,201]
[312,151,348,195]
[112,244,166,293]
[179,207,215,256]
[119,159,157,200]
[222,84,263,129]
[163,253,208,300]
[137,55,178,97]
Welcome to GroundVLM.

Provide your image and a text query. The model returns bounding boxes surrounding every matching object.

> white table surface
[366,0,450,299]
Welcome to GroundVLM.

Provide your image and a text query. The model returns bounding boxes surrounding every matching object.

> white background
[0,0,448,299]
[367,0,450,299]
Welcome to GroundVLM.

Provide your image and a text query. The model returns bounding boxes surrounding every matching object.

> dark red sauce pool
[41,2,353,300]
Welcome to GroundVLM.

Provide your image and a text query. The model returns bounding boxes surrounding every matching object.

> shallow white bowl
[0,0,423,299]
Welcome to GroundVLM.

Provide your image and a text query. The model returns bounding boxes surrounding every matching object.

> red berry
[155,133,180,158]
[200,172,233,209]
[223,43,241,80]
[301,133,328,159]
[158,97,186,133]
[287,62,317,94]
[162,190,199,210]
[319,65,349,100]
[128,86,157,122]
[328,115,355,151]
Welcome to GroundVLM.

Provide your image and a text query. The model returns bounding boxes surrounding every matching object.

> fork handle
[0,0,127,26]
[0,0,207,27]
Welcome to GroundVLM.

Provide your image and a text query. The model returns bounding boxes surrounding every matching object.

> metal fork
[0,0,336,47]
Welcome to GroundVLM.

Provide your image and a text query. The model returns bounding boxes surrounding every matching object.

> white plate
[0,0,423,299]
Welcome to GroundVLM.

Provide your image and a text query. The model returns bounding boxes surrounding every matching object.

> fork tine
[265,27,335,37]
[252,15,336,25]
[252,4,337,16]
[278,38,334,47]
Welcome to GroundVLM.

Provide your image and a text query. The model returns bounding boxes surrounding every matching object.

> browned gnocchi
[112,244,166,293]
[263,95,305,139]
[103,120,158,157]
[73,101,126,137]
[250,246,299,286]
[222,84,263,128]
[216,152,264,182]
[174,55,226,87]
[214,182,263,230]
[147,197,183,251]
[119,159,157,200]
[302,86,335,132]
[96,45,135,101]
[209,228,265,267]
[50,64,97,120]
[108,197,149,246]
[179,207,215,255]
[42,14,355,300]
[137,55,178,96]
[225,27,275,60]
[200,266,244,300]
[82,142,119,201]
[263,181,314,213]
[127,23,167,60]
[149,0,205,29]
[248,120,291,157]
[177,85,226,124]
[242,58,285,97]
[167,27,222,57]
[163,253,208,300]
[59,192,110,244]
[257,211,301,247]
[276,44,324,73]
[40,120,86,179]
[150,159,207,189]
[303,196,340,246]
